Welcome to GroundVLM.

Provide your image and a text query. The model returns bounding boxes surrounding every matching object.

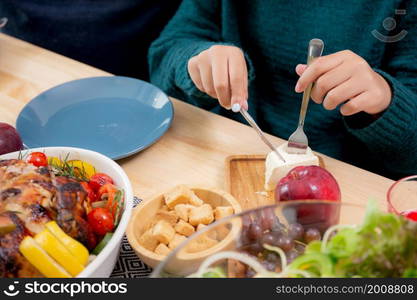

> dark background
[0,0,181,80]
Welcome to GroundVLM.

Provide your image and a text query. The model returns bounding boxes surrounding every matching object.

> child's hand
[295,50,392,116]
[187,45,248,111]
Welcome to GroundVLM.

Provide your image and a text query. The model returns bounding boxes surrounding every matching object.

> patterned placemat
[110,197,153,278]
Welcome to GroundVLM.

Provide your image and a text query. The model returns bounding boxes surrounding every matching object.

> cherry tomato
[401,210,417,222]
[81,182,98,202]
[26,152,48,167]
[88,173,114,192]
[87,207,114,236]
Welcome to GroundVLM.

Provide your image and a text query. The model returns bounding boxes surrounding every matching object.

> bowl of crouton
[126,185,242,274]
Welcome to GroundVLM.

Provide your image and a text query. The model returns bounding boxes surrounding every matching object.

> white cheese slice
[264,143,319,191]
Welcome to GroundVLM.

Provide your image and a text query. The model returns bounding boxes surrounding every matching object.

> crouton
[214,206,234,220]
[174,204,193,222]
[153,210,178,227]
[138,229,159,251]
[189,204,214,226]
[164,185,193,208]
[186,234,218,253]
[175,219,195,237]
[164,185,203,208]
[196,224,207,231]
[189,193,204,206]
[152,220,175,244]
[168,233,187,250]
[154,243,171,256]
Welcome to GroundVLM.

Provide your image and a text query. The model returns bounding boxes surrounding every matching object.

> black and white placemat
[110,197,153,278]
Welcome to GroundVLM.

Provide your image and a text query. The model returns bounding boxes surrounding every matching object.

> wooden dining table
[0,33,394,213]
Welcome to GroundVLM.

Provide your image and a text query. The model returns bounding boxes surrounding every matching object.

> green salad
[196,202,417,278]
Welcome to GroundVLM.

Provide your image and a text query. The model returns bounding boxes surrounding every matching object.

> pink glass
[387,175,417,219]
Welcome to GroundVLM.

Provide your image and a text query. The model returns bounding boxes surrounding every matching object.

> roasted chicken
[54,176,96,249]
[0,159,96,277]
[0,212,42,278]
[0,159,53,234]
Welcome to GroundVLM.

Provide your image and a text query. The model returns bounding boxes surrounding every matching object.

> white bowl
[0,147,133,278]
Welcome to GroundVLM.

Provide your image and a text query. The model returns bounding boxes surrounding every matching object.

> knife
[239,108,286,162]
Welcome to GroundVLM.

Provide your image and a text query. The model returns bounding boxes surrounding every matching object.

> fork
[287,38,324,154]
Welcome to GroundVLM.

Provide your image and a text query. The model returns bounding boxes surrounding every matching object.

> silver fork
[287,38,324,154]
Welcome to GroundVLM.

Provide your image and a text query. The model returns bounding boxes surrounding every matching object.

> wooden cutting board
[225,155,325,210]
[225,155,274,210]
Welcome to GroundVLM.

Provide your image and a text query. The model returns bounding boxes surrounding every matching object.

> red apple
[275,165,341,232]
[0,122,23,155]
[276,165,341,202]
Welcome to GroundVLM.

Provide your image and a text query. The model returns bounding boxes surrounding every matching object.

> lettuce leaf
[287,201,417,278]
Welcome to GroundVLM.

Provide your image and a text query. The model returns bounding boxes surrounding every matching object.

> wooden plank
[225,155,274,209]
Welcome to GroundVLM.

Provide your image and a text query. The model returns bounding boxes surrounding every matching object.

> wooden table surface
[0,33,393,210]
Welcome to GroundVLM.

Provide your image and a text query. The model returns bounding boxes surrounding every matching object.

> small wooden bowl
[126,186,242,275]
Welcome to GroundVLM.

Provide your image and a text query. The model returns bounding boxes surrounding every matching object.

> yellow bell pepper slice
[68,160,96,179]
[47,156,63,168]
[19,236,71,278]
[34,230,85,277]
[45,221,89,266]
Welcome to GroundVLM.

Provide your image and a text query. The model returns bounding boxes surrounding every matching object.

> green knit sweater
[149,0,417,179]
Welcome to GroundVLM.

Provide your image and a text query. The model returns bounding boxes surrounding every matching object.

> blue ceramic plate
[16,76,173,160]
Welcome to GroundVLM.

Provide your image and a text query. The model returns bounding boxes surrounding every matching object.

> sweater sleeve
[148,0,254,110]
[344,3,417,178]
